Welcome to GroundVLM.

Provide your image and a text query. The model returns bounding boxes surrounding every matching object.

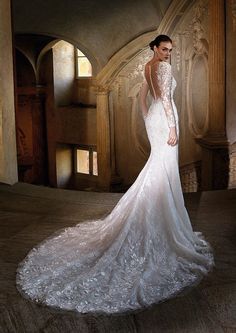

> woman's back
[144,60,161,100]
[144,60,176,128]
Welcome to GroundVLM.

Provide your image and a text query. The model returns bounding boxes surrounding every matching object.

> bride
[16,34,214,314]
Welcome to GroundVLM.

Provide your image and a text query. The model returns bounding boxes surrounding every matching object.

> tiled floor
[0,183,235,333]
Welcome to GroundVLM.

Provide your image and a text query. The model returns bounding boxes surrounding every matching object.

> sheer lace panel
[145,61,176,128]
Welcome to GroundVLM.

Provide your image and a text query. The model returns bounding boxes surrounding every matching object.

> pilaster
[96,86,111,191]
[0,0,18,184]
[196,0,229,190]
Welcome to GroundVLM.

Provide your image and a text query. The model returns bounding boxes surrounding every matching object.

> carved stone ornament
[175,0,209,138]
[126,49,153,81]
[192,0,208,55]
[127,49,152,156]
[112,48,153,159]
[96,85,109,95]
[173,35,181,71]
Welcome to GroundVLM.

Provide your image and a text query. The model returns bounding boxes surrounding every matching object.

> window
[75,146,97,176]
[76,49,92,77]
[76,149,89,174]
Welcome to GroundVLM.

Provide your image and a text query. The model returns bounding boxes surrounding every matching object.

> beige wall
[74,78,97,106]
[53,41,75,106]
[56,144,73,188]
[56,106,96,146]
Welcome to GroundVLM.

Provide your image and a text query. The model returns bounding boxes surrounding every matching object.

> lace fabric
[16,62,214,314]
[144,61,176,127]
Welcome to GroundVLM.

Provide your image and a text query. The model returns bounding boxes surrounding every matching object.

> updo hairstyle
[149,35,172,51]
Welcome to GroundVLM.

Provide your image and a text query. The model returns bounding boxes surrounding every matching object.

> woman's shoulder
[158,61,171,69]
[145,60,171,69]
[144,60,171,75]
[145,59,159,71]
[158,61,171,75]
[144,60,153,68]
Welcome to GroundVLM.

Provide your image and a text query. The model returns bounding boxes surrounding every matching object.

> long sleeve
[158,61,176,128]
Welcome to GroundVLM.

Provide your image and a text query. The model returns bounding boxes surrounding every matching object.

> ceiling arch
[12,0,172,71]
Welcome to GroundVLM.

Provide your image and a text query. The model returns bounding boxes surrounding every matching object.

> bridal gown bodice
[16,61,214,314]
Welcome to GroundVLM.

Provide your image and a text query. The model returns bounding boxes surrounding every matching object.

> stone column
[96,86,111,191]
[0,0,18,184]
[208,0,225,136]
[226,0,236,144]
[196,0,229,190]
[226,0,236,188]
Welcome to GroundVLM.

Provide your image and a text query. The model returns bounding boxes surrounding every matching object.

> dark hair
[149,35,172,51]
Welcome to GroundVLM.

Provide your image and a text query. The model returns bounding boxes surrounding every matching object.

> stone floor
[0,182,235,333]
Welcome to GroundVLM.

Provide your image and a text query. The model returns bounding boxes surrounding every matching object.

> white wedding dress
[16,61,214,314]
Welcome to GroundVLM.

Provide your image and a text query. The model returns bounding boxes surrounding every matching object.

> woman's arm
[139,80,149,119]
[158,61,175,128]
[158,62,178,146]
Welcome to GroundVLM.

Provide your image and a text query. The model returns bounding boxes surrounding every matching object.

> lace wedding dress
[16,61,214,314]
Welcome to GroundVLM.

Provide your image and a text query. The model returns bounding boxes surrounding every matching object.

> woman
[16,35,214,314]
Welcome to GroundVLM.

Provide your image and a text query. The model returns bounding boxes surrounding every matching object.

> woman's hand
[167,127,178,146]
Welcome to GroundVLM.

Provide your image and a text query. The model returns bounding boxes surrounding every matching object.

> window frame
[74,144,98,177]
[75,47,92,79]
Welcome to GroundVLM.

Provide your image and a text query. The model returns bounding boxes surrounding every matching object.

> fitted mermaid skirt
[16,98,214,314]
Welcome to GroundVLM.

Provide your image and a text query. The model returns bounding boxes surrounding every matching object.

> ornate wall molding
[96,84,109,95]
[192,0,208,54]
[186,52,209,137]
[172,0,209,141]
[174,35,181,71]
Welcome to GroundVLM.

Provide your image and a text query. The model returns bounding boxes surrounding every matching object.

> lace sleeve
[158,62,176,128]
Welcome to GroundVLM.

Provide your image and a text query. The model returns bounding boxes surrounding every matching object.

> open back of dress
[144,60,176,128]
[145,61,161,100]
